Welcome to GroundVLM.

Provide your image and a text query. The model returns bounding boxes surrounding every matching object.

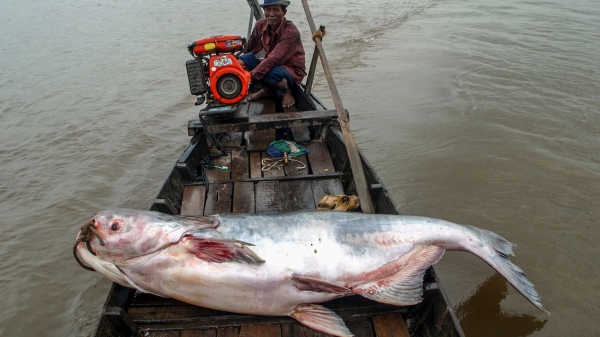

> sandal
[317,195,339,210]
[334,195,351,211]
[347,195,360,211]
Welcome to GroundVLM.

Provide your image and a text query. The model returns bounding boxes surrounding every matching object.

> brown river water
[1,0,598,336]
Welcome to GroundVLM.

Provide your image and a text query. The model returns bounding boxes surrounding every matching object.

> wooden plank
[372,313,410,337]
[217,327,238,337]
[154,166,186,216]
[310,178,345,207]
[230,148,250,179]
[306,142,336,175]
[239,324,282,337]
[245,129,275,152]
[188,109,338,134]
[290,126,311,143]
[188,173,341,185]
[233,182,255,214]
[324,128,349,173]
[181,329,217,337]
[130,294,185,307]
[249,152,262,178]
[203,152,231,182]
[134,301,407,331]
[219,131,243,147]
[294,86,318,111]
[345,315,376,337]
[282,103,299,113]
[134,298,415,337]
[151,199,177,215]
[187,173,341,185]
[288,322,334,336]
[129,305,230,322]
[97,305,138,337]
[280,180,316,211]
[176,133,209,179]
[229,101,250,120]
[180,185,206,216]
[203,183,233,215]
[248,99,276,116]
[255,181,282,213]
[284,155,308,176]
[280,323,293,337]
[145,331,181,337]
[261,151,285,177]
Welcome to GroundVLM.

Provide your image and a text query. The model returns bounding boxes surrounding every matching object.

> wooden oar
[300,0,375,214]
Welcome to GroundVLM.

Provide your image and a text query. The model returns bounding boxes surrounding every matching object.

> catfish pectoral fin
[290,304,353,337]
[182,236,265,264]
[291,274,352,295]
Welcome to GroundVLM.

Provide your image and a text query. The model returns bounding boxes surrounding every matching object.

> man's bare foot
[247,88,270,101]
[282,91,295,108]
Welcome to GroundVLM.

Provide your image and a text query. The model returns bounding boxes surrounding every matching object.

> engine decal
[225,40,243,48]
[213,56,233,67]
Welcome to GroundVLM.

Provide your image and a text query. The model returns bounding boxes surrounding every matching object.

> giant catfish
[74,209,546,336]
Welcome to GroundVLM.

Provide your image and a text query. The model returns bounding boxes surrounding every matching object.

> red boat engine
[186,35,251,106]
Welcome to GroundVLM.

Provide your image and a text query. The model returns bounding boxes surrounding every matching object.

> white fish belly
[121,245,342,315]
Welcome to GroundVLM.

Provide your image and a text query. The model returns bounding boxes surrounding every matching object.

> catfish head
[75,209,220,266]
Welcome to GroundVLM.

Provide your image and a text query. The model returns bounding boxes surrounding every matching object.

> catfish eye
[111,222,119,231]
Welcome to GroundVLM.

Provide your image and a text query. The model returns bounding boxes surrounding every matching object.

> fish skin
[76,209,546,336]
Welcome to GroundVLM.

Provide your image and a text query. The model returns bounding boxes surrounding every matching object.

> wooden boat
[90,1,465,336]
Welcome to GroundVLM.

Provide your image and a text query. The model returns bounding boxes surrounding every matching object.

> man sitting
[239,0,306,108]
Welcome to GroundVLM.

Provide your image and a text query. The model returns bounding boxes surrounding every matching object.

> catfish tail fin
[465,225,548,313]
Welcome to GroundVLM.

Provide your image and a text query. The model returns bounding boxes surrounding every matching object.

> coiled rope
[261,156,307,172]
[73,219,105,271]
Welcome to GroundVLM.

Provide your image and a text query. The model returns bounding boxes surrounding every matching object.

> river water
[1,0,598,336]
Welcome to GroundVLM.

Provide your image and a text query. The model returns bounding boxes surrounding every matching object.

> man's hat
[259,0,291,7]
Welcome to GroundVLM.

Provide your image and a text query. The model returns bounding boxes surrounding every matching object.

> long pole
[300,0,375,214]
[304,25,322,95]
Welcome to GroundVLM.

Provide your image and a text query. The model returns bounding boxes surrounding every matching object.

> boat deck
[181,139,345,216]
[126,99,418,337]
[179,98,347,217]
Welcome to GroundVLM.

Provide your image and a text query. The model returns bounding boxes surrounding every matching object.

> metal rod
[247,7,254,40]
[247,0,264,20]
[300,0,375,214]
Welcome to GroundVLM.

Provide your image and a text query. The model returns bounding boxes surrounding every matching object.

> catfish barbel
[74,209,546,336]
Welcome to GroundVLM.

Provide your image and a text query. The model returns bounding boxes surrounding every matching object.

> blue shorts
[239,53,296,89]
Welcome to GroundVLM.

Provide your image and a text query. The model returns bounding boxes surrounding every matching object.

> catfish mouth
[73,218,105,271]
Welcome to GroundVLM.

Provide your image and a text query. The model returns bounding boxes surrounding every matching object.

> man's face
[263,5,286,29]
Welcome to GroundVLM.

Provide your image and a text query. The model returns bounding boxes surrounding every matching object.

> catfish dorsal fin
[290,304,354,337]
[174,215,220,229]
[182,236,265,264]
